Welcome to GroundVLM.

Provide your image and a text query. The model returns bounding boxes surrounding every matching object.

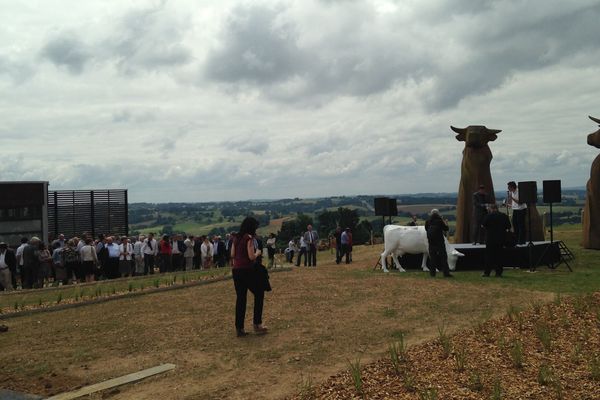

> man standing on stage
[507,181,527,245]
[482,204,512,277]
[472,185,488,244]
[303,225,319,267]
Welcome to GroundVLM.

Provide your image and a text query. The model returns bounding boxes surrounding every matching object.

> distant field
[257,217,290,235]
[397,204,454,214]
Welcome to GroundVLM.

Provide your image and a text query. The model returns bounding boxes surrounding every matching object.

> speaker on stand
[537,180,573,271]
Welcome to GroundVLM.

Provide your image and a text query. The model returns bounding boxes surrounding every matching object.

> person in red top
[231,217,268,337]
[158,235,172,273]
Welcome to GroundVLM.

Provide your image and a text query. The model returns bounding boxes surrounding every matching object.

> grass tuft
[437,323,452,358]
[297,373,315,400]
[454,345,467,372]
[591,355,600,381]
[418,387,438,400]
[537,363,554,386]
[535,321,552,352]
[491,378,502,400]
[469,370,483,392]
[510,339,524,369]
[347,358,363,396]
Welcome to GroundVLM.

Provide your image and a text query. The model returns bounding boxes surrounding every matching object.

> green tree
[278,214,313,242]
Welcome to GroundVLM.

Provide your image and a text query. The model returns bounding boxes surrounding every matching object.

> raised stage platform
[395,241,563,271]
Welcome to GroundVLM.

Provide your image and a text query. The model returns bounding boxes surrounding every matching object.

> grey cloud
[204,1,600,111]
[39,33,91,74]
[112,110,131,123]
[105,5,193,74]
[427,2,600,109]
[0,54,35,84]
[112,108,158,124]
[223,135,269,155]
[205,4,302,84]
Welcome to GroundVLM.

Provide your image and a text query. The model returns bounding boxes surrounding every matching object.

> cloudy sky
[2,0,600,202]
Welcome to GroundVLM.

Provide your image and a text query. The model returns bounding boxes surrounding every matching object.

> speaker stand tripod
[532,201,573,271]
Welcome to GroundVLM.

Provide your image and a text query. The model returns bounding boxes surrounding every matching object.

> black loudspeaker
[388,198,398,216]
[543,180,562,203]
[374,197,390,216]
[518,181,538,204]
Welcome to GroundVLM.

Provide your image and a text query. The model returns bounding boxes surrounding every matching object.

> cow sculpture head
[451,125,502,148]
[447,245,465,271]
[588,116,600,149]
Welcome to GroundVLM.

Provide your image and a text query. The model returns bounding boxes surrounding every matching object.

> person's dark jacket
[1,248,17,270]
[482,211,512,246]
[425,214,448,248]
[22,243,40,268]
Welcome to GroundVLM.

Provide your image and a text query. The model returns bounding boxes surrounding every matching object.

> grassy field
[0,225,597,399]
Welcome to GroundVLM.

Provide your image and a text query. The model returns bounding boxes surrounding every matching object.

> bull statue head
[588,116,600,148]
[451,125,502,148]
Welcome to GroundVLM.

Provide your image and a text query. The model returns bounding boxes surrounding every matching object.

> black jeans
[428,246,450,277]
[144,254,155,275]
[484,244,503,276]
[340,244,350,264]
[512,209,527,244]
[233,268,264,332]
[296,247,307,266]
[307,244,317,266]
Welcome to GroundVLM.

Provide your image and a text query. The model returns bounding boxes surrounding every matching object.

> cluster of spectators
[0,232,237,291]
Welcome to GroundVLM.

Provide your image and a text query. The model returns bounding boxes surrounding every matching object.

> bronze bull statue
[452,125,543,243]
[583,115,600,249]
[452,125,499,243]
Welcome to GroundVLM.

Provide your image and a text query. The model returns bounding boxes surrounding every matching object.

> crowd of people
[0,232,238,291]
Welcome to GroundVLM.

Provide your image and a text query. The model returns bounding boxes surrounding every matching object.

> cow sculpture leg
[420,253,430,272]
[380,250,406,273]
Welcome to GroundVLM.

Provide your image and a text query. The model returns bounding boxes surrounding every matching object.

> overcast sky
[2,0,600,202]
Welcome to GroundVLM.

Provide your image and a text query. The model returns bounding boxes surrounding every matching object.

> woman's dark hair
[239,216,259,236]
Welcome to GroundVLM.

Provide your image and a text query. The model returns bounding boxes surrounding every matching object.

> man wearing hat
[0,242,16,291]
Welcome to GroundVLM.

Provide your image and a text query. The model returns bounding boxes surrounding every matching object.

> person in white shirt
[507,181,527,245]
[142,233,158,275]
[183,235,195,271]
[133,235,145,276]
[15,237,28,286]
[295,236,307,267]
[200,236,213,270]
[285,239,297,264]
[119,237,133,277]
[0,242,15,291]
[79,238,98,283]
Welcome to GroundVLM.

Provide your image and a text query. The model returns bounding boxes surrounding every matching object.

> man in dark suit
[214,236,226,268]
[481,203,512,277]
[425,209,453,278]
[472,185,488,244]
[0,242,16,291]
[303,225,319,267]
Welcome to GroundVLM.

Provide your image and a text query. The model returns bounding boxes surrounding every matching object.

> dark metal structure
[0,181,49,247]
[47,189,128,239]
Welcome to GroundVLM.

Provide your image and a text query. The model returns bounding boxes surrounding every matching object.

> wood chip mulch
[290,293,600,399]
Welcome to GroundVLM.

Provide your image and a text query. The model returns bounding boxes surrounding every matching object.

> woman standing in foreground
[231,216,268,337]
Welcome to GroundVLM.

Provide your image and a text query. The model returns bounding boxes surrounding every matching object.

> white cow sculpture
[380,225,464,273]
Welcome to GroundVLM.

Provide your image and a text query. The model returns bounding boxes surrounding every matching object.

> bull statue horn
[589,115,600,125]
[451,126,467,141]
[450,126,467,134]
[487,129,502,134]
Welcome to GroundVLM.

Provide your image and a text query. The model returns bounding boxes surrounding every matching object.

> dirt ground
[0,245,552,399]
